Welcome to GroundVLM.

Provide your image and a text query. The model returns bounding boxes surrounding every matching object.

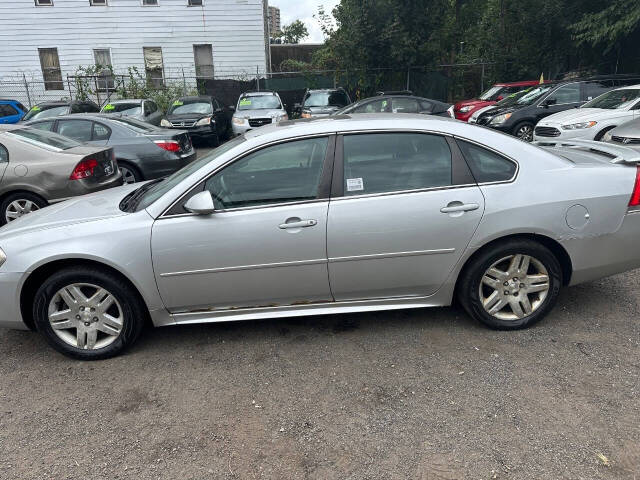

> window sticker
[239,98,252,106]
[346,177,364,191]
[31,105,41,112]
[103,103,115,111]
[172,100,183,107]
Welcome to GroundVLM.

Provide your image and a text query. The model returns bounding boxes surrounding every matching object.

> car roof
[306,88,345,93]
[107,99,145,104]
[177,96,212,101]
[240,91,277,97]
[494,81,545,87]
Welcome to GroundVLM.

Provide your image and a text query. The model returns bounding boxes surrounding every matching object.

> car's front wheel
[458,239,562,330]
[33,267,145,360]
[513,122,535,142]
[0,192,47,226]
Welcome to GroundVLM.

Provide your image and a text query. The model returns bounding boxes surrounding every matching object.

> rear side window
[57,119,93,142]
[0,144,8,163]
[457,140,517,183]
[546,84,581,104]
[342,133,452,195]
[93,122,111,140]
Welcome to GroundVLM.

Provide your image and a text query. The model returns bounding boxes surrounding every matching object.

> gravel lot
[1,267,639,479]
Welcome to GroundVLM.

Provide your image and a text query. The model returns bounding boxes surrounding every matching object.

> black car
[21,100,100,122]
[334,94,453,117]
[295,88,352,118]
[26,114,196,184]
[161,96,232,146]
[475,75,640,141]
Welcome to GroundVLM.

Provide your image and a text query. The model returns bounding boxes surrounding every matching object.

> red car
[454,81,543,122]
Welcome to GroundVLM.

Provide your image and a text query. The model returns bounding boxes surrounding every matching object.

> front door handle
[440,202,479,214]
[279,219,317,229]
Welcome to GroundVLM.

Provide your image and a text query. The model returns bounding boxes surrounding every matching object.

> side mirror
[184,190,215,215]
[541,98,557,107]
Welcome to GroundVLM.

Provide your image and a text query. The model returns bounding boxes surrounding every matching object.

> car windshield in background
[22,105,68,121]
[496,89,530,107]
[304,91,350,107]
[133,135,247,212]
[103,103,142,115]
[238,95,282,110]
[167,100,212,115]
[516,85,555,105]
[582,89,640,109]
[109,117,158,133]
[7,127,82,151]
[478,86,503,101]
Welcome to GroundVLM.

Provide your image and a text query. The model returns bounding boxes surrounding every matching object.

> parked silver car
[231,91,288,136]
[100,99,164,126]
[0,125,122,225]
[1,115,640,360]
[602,117,640,148]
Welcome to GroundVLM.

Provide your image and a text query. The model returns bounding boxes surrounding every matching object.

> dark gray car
[26,114,196,184]
[100,99,164,126]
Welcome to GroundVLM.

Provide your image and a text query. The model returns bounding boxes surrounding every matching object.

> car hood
[234,109,285,119]
[165,113,211,122]
[538,108,629,125]
[0,183,140,239]
[609,118,640,139]
[455,99,494,110]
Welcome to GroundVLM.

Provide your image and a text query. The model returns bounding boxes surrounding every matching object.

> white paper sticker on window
[346,177,364,191]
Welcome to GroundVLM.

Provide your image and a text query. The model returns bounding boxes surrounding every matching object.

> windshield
[304,91,350,108]
[494,89,531,107]
[133,135,247,211]
[478,86,504,101]
[237,94,282,111]
[516,85,555,105]
[22,105,68,121]
[7,127,82,151]
[582,89,640,109]
[102,102,142,115]
[167,100,212,115]
[109,117,158,133]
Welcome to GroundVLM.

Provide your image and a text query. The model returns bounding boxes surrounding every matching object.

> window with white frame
[143,47,164,87]
[142,0,158,5]
[188,0,203,5]
[38,48,64,90]
[35,0,53,6]
[193,44,214,78]
[93,49,114,91]
[90,0,107,5]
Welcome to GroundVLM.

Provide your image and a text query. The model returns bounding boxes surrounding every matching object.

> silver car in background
[100,99,164,126]
[2,114,640,360]
[231,91,288,136]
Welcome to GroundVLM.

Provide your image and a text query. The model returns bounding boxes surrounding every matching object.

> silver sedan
[1,115,640,360]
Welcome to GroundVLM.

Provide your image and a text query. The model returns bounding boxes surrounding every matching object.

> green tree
[571,0,640,51]
[278,19,310,44]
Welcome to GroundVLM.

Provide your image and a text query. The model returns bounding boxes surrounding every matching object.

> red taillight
[154,140,180,152]
[70,158,98,180]
[629,166,640,207]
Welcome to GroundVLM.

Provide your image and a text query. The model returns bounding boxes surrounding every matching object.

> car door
[151,135,335,313]
[327,132,485,301]
[0,104,22,124]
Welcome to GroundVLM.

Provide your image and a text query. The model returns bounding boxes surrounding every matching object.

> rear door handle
[279,219,317,229]
[440,203,479,214]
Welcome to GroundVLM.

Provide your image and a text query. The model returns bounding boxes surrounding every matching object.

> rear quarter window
[0,143,8,163]
[457,140,517,183]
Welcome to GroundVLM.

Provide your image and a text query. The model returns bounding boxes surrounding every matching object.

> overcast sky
[271,0,340,43]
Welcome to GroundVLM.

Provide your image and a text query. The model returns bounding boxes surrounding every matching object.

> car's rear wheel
[0,192,47,226]
[118,163,141,184]
[33,267,145,360]
[458,239,562,330]
[513,122,534,142]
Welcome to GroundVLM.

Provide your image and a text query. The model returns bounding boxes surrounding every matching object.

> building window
[38,48,64,91]
[143,47,164,87]
[193,44,214,78]
[188,0,203,5]
[93,49,114,91]
[35,0,53,5]
[142,0,158,5]
[90,0,107,5]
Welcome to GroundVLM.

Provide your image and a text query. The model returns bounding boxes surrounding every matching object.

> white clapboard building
[0,0,269,103]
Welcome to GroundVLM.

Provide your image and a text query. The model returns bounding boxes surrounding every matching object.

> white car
[533,85,640,142]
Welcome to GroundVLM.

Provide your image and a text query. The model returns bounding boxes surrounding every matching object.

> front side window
[342,133,452,196]
[204,137,328,209]
[0,105,19,117]
[457,140,516,183]
[392,97,419,113]
[38,48,63,90]
[582,88,640,110]
[478,86,504,101]
[352,98,390,113]
[57,120,93,142]
[545,84,581,105]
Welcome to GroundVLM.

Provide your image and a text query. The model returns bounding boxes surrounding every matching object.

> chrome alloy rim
[48,283,124,350]
[516,125,533,142]
[6,199,40,222]
[479,254,550,321]
[119,166,137,184]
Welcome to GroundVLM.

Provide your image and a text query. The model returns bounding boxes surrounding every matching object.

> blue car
[0,99,27,124]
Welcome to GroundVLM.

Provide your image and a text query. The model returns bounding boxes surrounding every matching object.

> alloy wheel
[5,199,40,223]
[516,125,534,142]
[479,254,550,321]
[47,283,124,350]
[119,166,137,184]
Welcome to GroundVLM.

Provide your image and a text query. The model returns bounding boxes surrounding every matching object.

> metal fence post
[182,68,187,95]
[406,66,411,91]
[23,73,32,108]
[481,62,485,94]
[94,75,101,105]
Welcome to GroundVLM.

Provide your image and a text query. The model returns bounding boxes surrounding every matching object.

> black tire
[512,122,535,142]
[33,267,146,360]
[118,162,142,184]
[457,239,562,330]
[0,191,47,226]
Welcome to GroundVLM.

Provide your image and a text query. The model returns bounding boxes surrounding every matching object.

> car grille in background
[611,135,640,145]
[249,118,272,128]
[170,120,197,128]
[534,126,561,137]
